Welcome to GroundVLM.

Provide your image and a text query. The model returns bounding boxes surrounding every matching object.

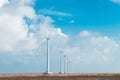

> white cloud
[0,0,36,52]
[79,30,91,37]
[0,0,9,8]
[39,9,73,17]
[110,0,120,4]
[1,0,120,73]
[64,30,119,65]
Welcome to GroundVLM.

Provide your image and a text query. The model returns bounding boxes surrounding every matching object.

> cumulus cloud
[0,0,9,8]
[0,0,37,52]
[64,30,119,65]
[0,0,69,52]
[0,0,120,73]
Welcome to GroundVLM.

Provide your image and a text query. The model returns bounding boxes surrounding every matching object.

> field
[0,73,120,80]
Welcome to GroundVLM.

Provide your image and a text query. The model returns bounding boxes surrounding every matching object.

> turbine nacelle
[46,37,50,40]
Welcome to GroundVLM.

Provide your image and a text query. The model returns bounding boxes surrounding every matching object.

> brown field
[0,73,120,80]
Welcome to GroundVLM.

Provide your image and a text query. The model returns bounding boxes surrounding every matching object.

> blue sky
[1,0,120,73]
[35,0,120,36]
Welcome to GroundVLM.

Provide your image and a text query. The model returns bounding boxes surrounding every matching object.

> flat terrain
[0,73,120,80]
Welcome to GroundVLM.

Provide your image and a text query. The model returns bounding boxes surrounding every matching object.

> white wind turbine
[41,25,51,74]
[67,57,71,73]
[46,36,50,74]
[64,54,67,73]
[59,50,63,73]
[64,55,70,74]
[58,49,66,74]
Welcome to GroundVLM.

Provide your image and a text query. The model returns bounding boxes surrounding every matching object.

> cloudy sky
[0,0,120,73]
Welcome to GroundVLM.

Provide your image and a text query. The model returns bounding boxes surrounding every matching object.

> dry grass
[0,73,120,80]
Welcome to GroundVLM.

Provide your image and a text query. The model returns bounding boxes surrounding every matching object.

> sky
[0,0,120,73]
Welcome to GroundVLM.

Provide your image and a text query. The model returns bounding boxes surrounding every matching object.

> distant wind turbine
[67,57,71,73]
[67,57,69,73]
[59,50,63,73]
[64,55,67,73]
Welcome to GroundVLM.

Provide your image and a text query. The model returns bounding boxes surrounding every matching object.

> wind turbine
[66,57,69,73]
[59,50,63,73]
[42,25,51,74]
[64,55,70,74]
[67,57,71,73]
[46,24,52,74]
[46,36,50,74]
[64,55,67,73]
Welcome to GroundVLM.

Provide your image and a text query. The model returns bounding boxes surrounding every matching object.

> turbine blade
[41,38,46,44]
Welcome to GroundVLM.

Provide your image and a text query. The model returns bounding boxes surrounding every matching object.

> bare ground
[0,73,120,80]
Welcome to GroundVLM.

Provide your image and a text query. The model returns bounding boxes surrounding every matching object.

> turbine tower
[59,50,63,73]
[68,58,71,73]
[46,36,50,74]
[64,55,67,73]
[41,25,51,74]
[46,24,52,74]
[67,57,69,73]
